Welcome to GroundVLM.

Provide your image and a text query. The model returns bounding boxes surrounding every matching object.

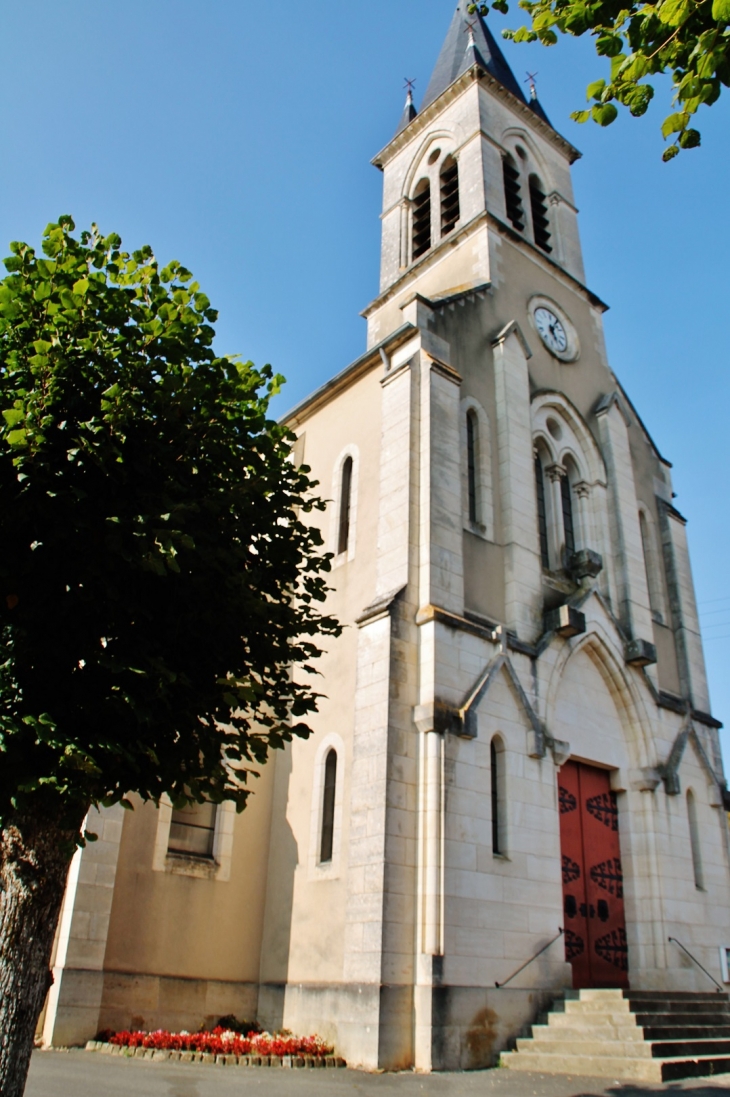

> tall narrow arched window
[466,410,479,525]
[503,156,524,231]
[440,156,460,236]
[561,474,575,565]
[491,737,505,855]
[687,790,704,890]
[320,749,338,864]
[412,179,431,260]
[529,175,552,253]
[535,453,550,569]
[337,456,353,555]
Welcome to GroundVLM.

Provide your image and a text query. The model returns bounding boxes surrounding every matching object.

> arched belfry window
[412,179,432,260]
[534,453,550,569]
[337,456,353,556]
[503,155,524,231]
[440,156,460,236]
[320,749,338,864]
[491,737,505,856]
[686,790,704,890]
[529,175,552,253]
[466,409,479,525]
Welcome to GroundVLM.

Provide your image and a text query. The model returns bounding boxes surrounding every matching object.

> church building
[41,1,730,1072]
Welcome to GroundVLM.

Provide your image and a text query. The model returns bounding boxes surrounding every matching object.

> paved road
[24,1051,730,1097]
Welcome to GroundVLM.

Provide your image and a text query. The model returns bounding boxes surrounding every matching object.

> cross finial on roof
[465,17,478,47]
[525,70,539,100]
[404,77,416,105]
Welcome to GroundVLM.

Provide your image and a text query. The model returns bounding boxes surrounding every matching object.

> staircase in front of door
[500,988,730,1081]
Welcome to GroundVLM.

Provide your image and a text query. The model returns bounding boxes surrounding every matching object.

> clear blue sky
[2,2,728,757]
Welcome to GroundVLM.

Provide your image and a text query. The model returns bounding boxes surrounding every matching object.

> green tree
[470,0,730,158]
[0,217,339,1097]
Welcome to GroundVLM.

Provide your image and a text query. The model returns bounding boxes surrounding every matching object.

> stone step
[643,1025,730,1041]
[626,991,729,1002]
[516,1038,653,1058]
[533,1023,644,1042]
[500,1051,663,1082]
[635,1011,730,1027]
[651,1039,730,1058]
[631,1001,730,1014]
[565,999,632,1014]
[568,988,626,1001]
[548,1010,639,1027]
[660,1056,730,1082]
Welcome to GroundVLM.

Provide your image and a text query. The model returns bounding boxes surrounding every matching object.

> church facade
[41,1,730,1072]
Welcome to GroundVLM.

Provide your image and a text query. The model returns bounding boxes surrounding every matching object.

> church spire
[421,0,527,111]
[395,79,418,136]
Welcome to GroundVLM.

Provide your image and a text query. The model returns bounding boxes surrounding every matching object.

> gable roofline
[280,322,416,429]
[373,62,580,172]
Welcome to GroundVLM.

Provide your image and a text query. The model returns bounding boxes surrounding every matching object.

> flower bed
[106,1027,333,1059]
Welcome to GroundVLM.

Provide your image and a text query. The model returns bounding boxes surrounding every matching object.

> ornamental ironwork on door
[558,760,628,989]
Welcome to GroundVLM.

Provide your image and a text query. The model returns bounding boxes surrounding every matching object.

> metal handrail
[495,928,563,989]
[668,936,724,993]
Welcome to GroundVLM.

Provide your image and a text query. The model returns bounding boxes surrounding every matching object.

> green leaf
[679,127,701,146]
[591,102,619,124]
[658,0,691,24]
[712,0,730,19]
[661,110,689,136]
[586,78,607,100]
[570,108,593,122]
[662,143,681,160]
[596,33,624,56]
[2,409,24,428]
[6,428,28,448]
[72,277,89,296]
[610,52,628,79]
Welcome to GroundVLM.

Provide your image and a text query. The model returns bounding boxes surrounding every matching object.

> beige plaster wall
[105,785,274,982]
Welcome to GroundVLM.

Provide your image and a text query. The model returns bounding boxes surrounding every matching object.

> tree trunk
[0,810,85,1097]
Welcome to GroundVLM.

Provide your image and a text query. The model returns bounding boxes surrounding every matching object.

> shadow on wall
[257,742,298,1032]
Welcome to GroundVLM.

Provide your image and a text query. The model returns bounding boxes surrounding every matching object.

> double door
[558,760,628,988]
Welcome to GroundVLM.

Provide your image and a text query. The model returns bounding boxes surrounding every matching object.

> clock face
[534,306,568,355]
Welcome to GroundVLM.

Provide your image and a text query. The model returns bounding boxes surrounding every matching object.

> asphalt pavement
[24,1051,730,1097]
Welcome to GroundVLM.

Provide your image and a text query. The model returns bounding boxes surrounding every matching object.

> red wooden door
[558,760,628,988]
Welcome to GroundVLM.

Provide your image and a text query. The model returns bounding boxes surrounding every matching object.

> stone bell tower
[365,0,585,350]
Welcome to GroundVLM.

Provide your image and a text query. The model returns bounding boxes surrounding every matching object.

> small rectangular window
[168,801,217,858]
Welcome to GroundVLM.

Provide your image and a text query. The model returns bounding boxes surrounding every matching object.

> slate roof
[395,92,418,136]
[528,95,553,127]
[420,0,528,111]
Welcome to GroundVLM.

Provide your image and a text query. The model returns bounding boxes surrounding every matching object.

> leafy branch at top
[469,0,730,158]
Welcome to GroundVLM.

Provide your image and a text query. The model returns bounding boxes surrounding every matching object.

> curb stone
[84,1042,347,1068]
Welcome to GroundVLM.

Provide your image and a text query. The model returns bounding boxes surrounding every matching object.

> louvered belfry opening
[529,174,552,252]
[412,179,432,260]
[502,156,524,231]
[440,157,460,236]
